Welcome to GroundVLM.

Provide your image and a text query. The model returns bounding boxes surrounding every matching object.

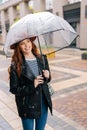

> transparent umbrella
[4,11,78,59]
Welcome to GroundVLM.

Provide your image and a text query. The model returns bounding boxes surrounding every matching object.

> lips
[25,47,31,51]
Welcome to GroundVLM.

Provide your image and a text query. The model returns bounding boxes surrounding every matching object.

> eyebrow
[20,39,30,44]
[20,42,24,44]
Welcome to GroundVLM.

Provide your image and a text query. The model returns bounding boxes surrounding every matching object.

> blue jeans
[21,96,48,130]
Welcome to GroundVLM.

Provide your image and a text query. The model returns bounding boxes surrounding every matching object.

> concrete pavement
[0,48,87,130]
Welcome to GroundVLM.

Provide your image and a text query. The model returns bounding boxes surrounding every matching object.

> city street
[0,48,87,130]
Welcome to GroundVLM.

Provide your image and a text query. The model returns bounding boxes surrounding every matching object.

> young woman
[9,37,52,130]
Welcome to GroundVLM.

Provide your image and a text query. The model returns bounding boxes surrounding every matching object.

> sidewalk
[0,48,87,130]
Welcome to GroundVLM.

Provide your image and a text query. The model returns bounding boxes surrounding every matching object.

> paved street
[0,48,87,130]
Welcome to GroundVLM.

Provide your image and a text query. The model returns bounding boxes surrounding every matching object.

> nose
[25,43,29,47]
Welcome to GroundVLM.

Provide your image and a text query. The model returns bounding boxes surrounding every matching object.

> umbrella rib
[46,45,70,55]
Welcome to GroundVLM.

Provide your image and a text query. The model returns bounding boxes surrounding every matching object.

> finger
[37,76,43,80]
[37,79,44,82]
[36,75,42,78]
[45,70,49,73]
[37,79,44,83]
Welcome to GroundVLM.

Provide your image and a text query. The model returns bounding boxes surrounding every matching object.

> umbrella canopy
[4,11,78,55]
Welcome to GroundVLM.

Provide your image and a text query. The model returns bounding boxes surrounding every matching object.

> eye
[20,42,25,45]
[27,39,30,42]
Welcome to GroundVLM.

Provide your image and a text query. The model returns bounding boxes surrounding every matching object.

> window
[85,6,87,18]
[56,12,59,16]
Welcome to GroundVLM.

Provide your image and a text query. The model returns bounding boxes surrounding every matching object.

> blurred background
[0,0,87,50]
[0,1,87,130]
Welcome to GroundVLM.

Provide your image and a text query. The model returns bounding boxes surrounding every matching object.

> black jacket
[10,55,52,119]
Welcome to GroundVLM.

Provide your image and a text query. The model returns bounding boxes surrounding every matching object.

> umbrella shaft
[37,36,45,69]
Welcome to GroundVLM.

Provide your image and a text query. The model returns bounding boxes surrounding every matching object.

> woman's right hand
[34,75,44,88]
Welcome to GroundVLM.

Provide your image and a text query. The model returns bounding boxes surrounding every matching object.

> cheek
[30,45,32,49]
[28,44,32,50]
[19,45,25,51]
[29,42,32,48]
[31,44,33,48]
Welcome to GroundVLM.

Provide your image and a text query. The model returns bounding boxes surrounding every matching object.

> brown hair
[10,38,40,77]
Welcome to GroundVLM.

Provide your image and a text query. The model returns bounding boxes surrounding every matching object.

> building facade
[0,0,46,43]
[53,0,87,49]
[0,0,87,49]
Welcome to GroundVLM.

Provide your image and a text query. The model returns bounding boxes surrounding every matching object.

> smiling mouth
[25,48,30,50]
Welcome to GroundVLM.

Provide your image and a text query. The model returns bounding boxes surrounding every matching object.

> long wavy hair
[10,38,40,77]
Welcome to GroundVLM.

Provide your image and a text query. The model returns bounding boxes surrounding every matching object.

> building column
[53,0,68,47]
[33,0,45,12]
[53,0,68,17]
[1,10,7,44]
[80,0,87,49]
[8,6,16,26]
[19,1,29,18]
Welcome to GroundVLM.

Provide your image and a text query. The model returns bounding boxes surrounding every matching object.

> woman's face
[19,39,32,55]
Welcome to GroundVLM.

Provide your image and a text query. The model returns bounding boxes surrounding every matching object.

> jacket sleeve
[10,65,36,96]
[43,55,51,82]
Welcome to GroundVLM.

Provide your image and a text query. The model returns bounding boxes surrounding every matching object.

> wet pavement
[0,48,87,130]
